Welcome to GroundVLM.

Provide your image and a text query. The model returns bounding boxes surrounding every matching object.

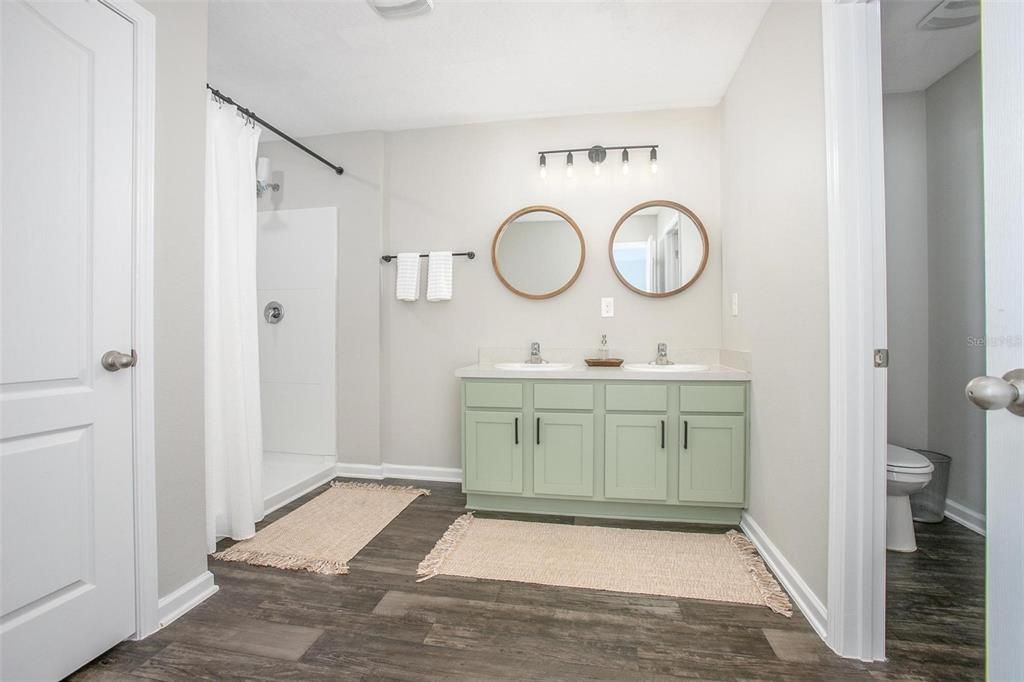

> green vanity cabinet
[464,410,523,494]
[604,414,668,501]
[460,377,749,524]
[534,412,594,496]
[678,415,746,504]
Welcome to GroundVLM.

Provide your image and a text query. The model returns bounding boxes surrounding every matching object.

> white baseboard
[944,498,986,536]
[157,570,218,628]
[335,461,462,483]
[263,464,337,515]
[740,512,828,641]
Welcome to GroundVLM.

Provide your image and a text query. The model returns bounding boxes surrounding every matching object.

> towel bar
[381,251,475,263]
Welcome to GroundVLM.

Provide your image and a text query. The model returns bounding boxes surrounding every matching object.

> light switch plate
[730,293,739,317]
[601,297,614,318]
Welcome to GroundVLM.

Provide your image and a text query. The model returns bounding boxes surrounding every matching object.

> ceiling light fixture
[537,144,659,180]
[366,0,433,19]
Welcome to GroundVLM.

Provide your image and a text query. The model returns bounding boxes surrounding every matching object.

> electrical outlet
[730,293,739,317]
[601,297,614,318]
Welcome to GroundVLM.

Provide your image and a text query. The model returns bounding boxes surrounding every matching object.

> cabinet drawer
[679,384,746,413]
[465,382,523,409]
[606,384,667,412]
[534,384,594,411]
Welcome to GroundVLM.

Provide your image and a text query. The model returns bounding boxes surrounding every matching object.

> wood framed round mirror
[492,205,586,300]
[608,200,709,298]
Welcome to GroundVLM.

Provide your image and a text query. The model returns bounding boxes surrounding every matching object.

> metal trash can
[910,449,951,523]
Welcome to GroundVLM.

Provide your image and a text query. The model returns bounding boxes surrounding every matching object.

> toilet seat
[886,444,934,474]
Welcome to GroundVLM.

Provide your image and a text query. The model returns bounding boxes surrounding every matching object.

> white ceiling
[881,0,980,94]
[207,0,770,138]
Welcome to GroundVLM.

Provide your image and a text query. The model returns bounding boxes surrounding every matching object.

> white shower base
[262,451,336,514]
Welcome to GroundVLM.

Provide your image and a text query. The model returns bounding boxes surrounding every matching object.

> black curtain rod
[537,145,659,155]
[207,84,344,176]
[381,251,476,263]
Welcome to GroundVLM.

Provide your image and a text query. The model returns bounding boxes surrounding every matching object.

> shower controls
[264,301,284,324]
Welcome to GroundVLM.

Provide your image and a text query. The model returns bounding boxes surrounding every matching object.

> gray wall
[257,133,387,466]
[720,1,830,602]
[925,54,985,518]
[883,92,930,448]
[383,109,723,469]
[140,0,211,598]
[882,54,985,523]
[257,109,722,472]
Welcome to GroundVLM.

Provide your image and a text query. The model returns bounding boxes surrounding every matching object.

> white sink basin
[623,363,709,372]
[494,362,574,371]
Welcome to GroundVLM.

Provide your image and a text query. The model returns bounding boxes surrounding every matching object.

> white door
[0,1,138,679]
[970,3,1024,678]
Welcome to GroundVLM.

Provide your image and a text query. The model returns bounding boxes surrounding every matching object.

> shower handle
[264,301,285,324]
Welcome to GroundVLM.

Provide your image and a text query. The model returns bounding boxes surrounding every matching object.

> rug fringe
[726,530,793,617]
[331,480,431,497]
[211,548,350,575]
[415,512,474,582]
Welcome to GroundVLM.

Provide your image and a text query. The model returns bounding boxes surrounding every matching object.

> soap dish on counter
[584,358,624,367]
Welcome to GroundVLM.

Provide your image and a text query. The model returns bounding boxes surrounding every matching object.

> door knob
[101,349,137,372]
[965,369,1024,417]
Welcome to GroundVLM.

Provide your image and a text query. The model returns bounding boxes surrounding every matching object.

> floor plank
[69,479,985,680]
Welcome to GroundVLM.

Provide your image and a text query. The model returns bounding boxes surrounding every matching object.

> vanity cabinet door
[533,413,594,497]
[604,414,668,501]
[465,411,523,494]
[678,415,746,504]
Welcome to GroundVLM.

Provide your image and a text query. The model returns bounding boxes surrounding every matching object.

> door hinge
[873,348,889,368]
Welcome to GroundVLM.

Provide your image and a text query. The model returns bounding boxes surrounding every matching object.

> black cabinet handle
[661,420,666,449]
[536,417,541,445]
[514,417,519,445]
[683,420,689,450]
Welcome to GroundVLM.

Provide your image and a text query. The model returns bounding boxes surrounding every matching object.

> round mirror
[608,200,709,297]
[492,206,586,299]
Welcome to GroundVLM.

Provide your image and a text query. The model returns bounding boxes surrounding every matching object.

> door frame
[821,0,889,662]
[99,0,160,641]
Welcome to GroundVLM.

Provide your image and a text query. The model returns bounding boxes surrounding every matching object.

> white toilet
[886,444,935,552]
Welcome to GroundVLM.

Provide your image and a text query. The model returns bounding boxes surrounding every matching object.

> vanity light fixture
[537,144,659,180]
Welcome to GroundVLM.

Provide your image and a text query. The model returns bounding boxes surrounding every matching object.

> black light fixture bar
[207,84,345,176]
[537,144,659,155]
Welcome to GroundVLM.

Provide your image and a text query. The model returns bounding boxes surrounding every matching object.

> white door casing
[979,1,1024,678]
[0,0,156,678]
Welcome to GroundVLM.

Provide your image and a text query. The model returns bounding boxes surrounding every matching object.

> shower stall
[257,207,338,511]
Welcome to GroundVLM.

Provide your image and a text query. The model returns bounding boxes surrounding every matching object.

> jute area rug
[213,481,429,575]
[417,514,792,616]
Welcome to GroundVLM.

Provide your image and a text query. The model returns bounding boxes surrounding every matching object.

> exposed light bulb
[650,147,658,174]
[622,149,630,175]
[593,161,602,177]
[566,152,574,177]
[539,153,547,179]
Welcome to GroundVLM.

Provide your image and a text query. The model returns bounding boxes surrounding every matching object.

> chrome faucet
[652,342,673,366]
[526,341,547,364]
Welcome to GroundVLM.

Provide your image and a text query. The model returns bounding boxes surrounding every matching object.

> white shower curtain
[204,96,264,552]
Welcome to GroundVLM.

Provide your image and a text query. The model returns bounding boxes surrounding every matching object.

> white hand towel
[395,252,421,302]
[427,251,454,302]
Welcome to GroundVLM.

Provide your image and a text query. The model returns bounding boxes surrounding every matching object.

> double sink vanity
[456,350,751,525]
[458,199,748,524]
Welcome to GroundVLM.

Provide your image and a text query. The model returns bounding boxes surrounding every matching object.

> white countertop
[455,364,751,381]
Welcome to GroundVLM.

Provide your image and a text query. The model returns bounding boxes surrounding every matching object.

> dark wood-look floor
[70,480,984,681]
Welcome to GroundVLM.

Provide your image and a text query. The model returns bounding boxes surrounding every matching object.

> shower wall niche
[257,207,338,510]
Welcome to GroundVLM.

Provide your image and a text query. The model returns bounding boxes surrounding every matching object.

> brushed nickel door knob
[965,369,1024,417]
[101,349,137,372]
